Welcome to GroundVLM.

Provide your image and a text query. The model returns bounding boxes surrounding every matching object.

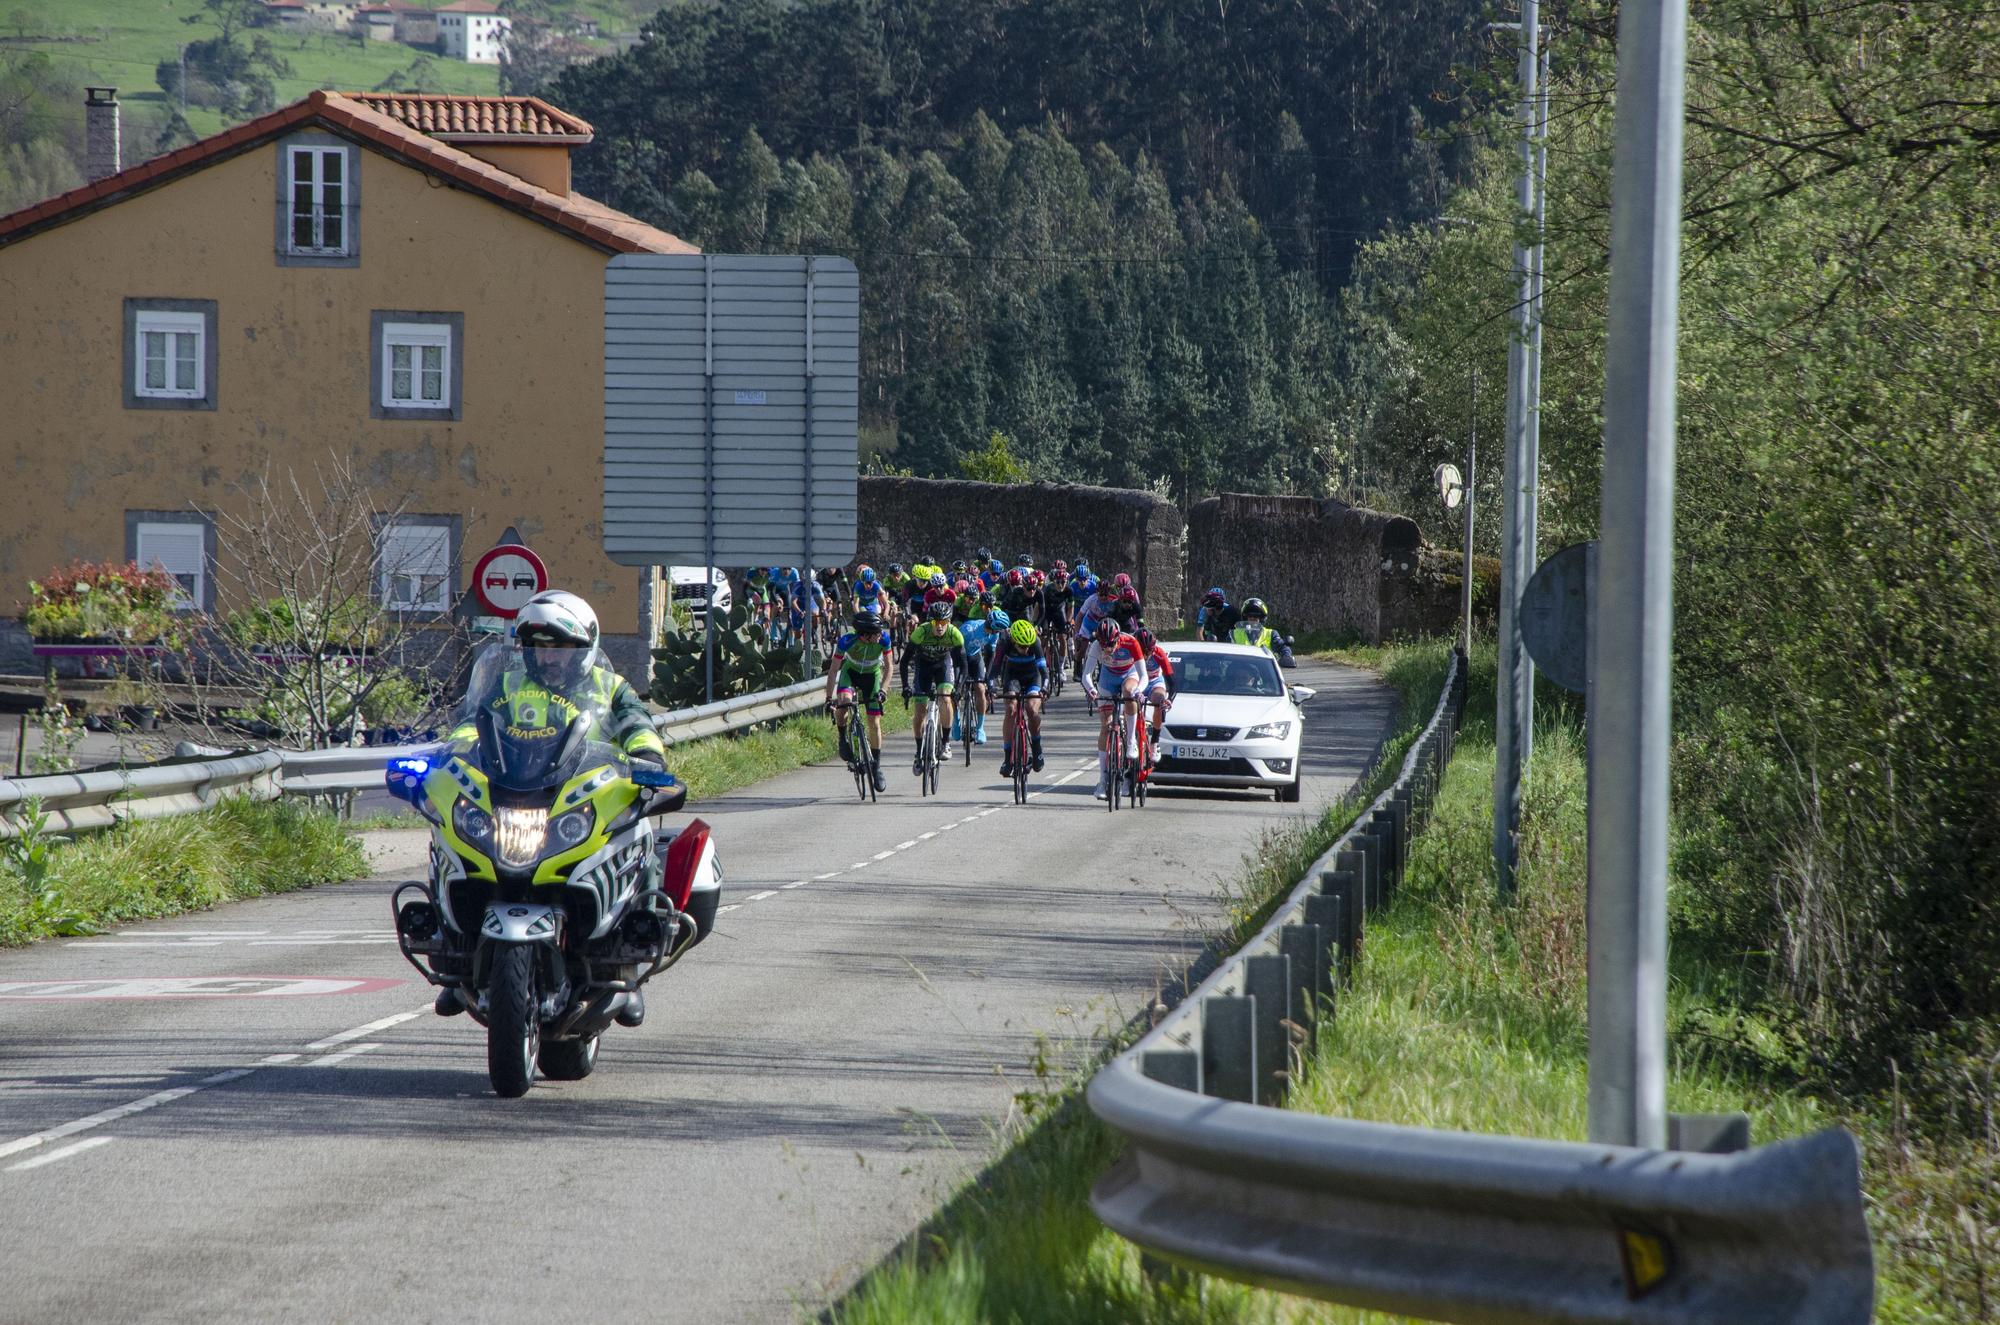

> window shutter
[136,524,206,609]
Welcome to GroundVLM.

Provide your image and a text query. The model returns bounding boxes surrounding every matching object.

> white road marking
[744,891,776,902]
[871,850,895,861]
[716,904,740,914]
[310,1042,383,1068]
[0,1085,202,1161]
[304,1010,421,1052]
[917,832,937,841]
[258,1054,301,1066]
[814,871,841,880]
[781,881,807,889]
[6,1137,114,1173]
[894,840,919,851]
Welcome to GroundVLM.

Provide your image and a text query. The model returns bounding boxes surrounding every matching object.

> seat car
[667,566,732,622]
[1150,643,1316,802]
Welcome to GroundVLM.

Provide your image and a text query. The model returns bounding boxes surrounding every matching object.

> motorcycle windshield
[460,643,624,792]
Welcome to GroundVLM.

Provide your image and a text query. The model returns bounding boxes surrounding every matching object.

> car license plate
[1172,744,1231,760]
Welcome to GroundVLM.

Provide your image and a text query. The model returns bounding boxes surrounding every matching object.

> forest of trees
[551,0,1488,496]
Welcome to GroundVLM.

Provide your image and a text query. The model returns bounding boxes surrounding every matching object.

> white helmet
[512,590,600,687]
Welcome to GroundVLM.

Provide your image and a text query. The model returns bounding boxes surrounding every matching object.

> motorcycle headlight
[1247,721,1294,741]
[453,800,493,843]
[494,807,549,868]
[551,804,595,849]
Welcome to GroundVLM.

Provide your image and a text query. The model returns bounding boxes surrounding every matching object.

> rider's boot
[616,990,645,1027]
[1031,733,1045,772]
[434,986,467,1017]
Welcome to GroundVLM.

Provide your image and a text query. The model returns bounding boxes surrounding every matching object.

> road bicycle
[907,687,943,797]
[836,700,877,803]
[1103,692,1148,812]
[1044,628,1067,701]
[1006,689,1031,805]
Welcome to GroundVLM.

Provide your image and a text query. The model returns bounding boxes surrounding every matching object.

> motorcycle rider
[440,590,668,1026]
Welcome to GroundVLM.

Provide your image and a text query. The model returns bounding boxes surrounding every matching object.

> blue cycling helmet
[987,609,1010,631]
[859,567,877,584]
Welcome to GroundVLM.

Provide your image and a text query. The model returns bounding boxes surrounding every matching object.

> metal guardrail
[0,679,828,835]
[0,750,284,837]
[1084,647,1875,1323]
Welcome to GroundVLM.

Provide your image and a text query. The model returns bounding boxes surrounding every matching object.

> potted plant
[23,561,183,644]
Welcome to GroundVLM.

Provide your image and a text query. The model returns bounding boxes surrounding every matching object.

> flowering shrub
[23,561,183,642]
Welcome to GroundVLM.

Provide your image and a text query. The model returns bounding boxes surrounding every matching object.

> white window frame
[135,520,208,610]
[377,519,453,613]
[133,310,205,400]
[380,321,452,411]
[287,143,349,256]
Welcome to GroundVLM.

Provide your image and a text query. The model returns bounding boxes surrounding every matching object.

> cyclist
[952,575,983,625]
[743,566,777,636]
[994,617,1050,776]
[1081,614,1148,800]
[1198,586,1239,642]
[883,561,912,604]
[1111,584,1143,631]
[1233,598,1279,652]
[901,599,966,776]
[786,568,825,645]
[854,565,887,616]
[1000,568,1034,620]
[1134,622,1174,766]
[1040,567,1071,671]
[825,608,893,794]
[975,548,997,589]
[953,606,1002,746]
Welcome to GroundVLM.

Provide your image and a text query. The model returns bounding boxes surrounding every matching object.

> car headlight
[494,807,549,868]
[551,804,595,849]
[453,800,493,843]
[1247,721,1294,741]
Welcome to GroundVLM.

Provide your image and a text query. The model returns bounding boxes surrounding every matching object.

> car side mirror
[1290,685,1316,706]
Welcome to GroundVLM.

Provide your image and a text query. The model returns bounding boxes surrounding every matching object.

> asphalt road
[0,658,1392,1324]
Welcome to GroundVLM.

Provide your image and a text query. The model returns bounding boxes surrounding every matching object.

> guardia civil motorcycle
[386,642,722,1097]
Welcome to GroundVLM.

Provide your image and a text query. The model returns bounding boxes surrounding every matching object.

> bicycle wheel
[963,697,974,767]
[1107,708,1123,813]
[918,709,936,798]
[1012,709,1029,805]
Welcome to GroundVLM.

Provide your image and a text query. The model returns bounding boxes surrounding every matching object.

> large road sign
[601,254,859,569]
[1520,539,1595,694]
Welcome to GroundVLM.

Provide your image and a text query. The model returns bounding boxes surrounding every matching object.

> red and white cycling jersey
[1083,633,1150,692]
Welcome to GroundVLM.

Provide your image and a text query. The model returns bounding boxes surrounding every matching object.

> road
[0,658,1392,1324]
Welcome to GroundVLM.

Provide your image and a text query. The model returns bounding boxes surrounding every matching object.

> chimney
[85,87,121,181]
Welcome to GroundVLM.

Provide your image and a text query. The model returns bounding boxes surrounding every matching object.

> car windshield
[458,641,627,791]
[1170,652,1284,697]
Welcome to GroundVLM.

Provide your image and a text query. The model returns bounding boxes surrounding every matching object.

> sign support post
[702,262,717,706]
[801,259,816,683]
[1587,0,1686,1150]
[1462,371,1478,653]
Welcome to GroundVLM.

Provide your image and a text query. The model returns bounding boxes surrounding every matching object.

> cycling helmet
[950,558,969,575]
[851,608,881,633]
[1135,624,1157,651]
[928,571,948,588]
[781,567,799,581]
[1052,559,1069,573]
[1018,553,1035,569]
[888,562,904,575]
[1112,572,1133,590]
[1119,586,1141,606]
[1051,569,1070,588]
[1203,586,1226,604]
[1074,558,1090,573]
[987,609,1011,632]
[1095,616,1121,642]
[1006,569,1025,587]
[1010,619,1038,648]
[1028,570,1047,590]
[976,546,992,563]
[978,590,997,608]
[925,599,953,621]
[514,590,600,689]
[859,566,878,584]
[1242,597,1268,619]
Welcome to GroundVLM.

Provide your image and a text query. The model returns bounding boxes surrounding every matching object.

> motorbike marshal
[385,642,722,1097]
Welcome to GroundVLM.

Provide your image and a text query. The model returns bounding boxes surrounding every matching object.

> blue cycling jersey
[958,618,997,661]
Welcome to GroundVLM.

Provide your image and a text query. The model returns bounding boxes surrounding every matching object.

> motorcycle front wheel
[487,944,539,1098]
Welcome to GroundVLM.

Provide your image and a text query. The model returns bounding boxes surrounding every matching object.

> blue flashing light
[391,758,430,776]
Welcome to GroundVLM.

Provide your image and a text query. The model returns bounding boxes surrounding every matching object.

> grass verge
[820,647,1446,1325]
[1289,642,1998,1323]
[0,796,369,945]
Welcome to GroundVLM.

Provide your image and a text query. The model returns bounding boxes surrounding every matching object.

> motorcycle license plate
[1173,744,1232,760]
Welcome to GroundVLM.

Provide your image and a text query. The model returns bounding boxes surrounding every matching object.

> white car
[668,566,732,621]
[1150,643,1315,802]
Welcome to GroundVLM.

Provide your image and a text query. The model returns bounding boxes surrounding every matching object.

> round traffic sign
[471,544,548,619]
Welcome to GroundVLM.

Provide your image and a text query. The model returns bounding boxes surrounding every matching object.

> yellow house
[0,90,697,681]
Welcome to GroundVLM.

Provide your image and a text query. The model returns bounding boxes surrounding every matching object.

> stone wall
[856,476,1184,623]
[1186,493,1433,642]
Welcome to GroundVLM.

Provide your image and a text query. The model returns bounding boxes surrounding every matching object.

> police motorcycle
[385,642,721,1098]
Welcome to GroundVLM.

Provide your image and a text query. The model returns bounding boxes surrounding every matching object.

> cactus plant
[650,600,825,708]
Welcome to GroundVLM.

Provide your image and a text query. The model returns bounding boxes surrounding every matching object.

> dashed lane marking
[6,1137,114,1173]
[0,1002,433,1170]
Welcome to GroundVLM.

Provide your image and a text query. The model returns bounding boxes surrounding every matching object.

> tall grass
[0,796,368,945]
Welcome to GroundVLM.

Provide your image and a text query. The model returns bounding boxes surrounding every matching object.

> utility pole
[1586,0,1687,1150]
[1462,371,1478,653]
[1492,3,1545,897]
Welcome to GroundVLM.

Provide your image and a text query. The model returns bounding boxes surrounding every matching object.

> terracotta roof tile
[343,92,592,141]
[0,92,690,255]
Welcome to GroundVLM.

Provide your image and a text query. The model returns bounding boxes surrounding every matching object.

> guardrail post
[1140,1048,1201,1093]
[1244,954,1291,1104]
[1321,866,1361,970]
[1201,995,1257,1103]
[1304,892,1347,992]
[1280,922,1325,1022]
[1349,833,1380,912]
[1369,810,1399,900]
